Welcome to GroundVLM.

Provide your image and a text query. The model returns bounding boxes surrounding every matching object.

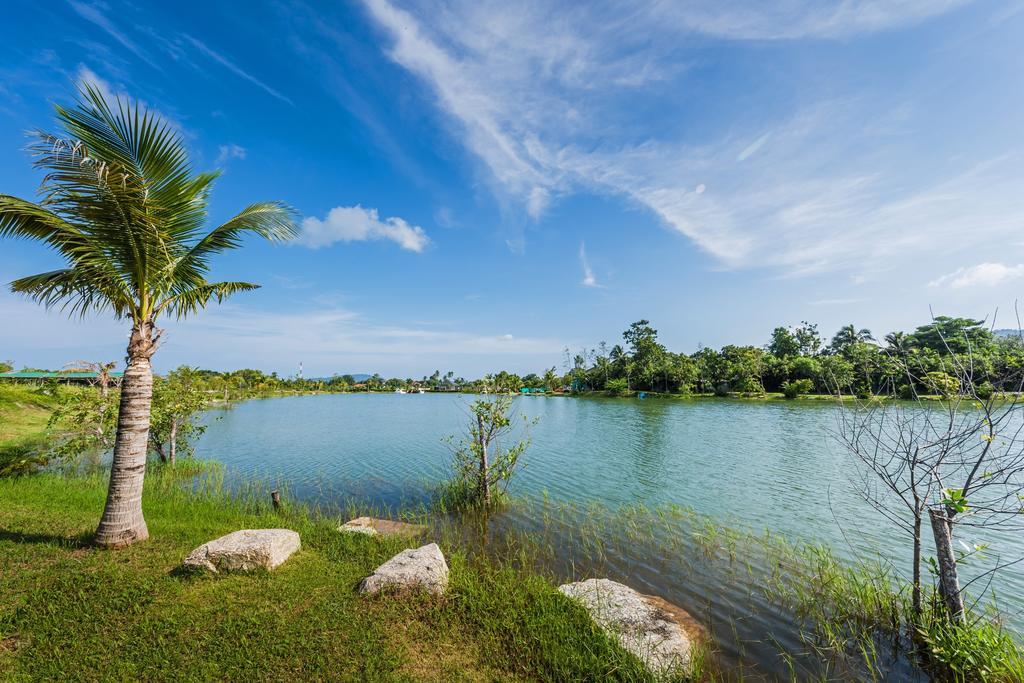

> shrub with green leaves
[782,378,814,399]
[604,377,629,396]
[925,371,960,397]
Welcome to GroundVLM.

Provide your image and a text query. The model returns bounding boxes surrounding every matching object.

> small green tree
[924,371,959,397]
[149,366,210,465]
[48,387,118,463]
[605,377,629,396]
[782,378,814,399]
[443,395,533,509]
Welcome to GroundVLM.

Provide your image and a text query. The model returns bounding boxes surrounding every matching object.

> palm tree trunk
[94,321,156,548]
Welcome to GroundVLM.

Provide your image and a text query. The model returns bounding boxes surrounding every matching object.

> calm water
[196,393,1024,679]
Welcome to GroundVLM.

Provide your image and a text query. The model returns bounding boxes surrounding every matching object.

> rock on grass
[359,542,449,596]
[183,529,301,573]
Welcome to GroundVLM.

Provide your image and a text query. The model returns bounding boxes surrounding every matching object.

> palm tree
[0,86,296,547]
[65,359,117,397]
[830,324,874,352]
[884,331,909,353]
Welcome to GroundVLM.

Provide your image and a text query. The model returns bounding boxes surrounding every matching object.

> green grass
[0,384,58,444]
[0,384,64,477]
[0,468,669,682]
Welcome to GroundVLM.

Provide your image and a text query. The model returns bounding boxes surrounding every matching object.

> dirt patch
[1,634,23,653]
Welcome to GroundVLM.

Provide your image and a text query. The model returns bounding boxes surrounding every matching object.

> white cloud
[929,263,1024,289]
[75,65,117,104]
[297,205,430,252]
[74,65,190,137]
[68,0,162,71]
[0,291,563,375]
[216,144,247,164]
[358,0,1017,276]
[181,34,293,106]
[579,242,600,287]
[655,1,973,40]
[736,133,770,162]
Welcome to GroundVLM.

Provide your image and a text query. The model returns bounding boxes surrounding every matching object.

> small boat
[395,389,407,394]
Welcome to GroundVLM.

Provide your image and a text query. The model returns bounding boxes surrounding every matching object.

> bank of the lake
[5,387,1024,680]
[0,469,667,682]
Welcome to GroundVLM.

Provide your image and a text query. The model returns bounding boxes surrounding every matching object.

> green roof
[0,371,124,379]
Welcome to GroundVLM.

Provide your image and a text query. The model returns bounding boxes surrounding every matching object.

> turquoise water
[196,393,1024,678]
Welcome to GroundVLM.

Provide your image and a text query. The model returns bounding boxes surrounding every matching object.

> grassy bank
[0,384,63,477]
[0,384,56,444]
[0,468,670,682]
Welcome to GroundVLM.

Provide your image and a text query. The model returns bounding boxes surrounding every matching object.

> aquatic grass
[423,495,1024,681]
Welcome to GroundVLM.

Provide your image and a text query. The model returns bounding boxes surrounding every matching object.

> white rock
[558,579,697,676]
[359,542,449,596]
[338,516,427,538]
[183,529,300,573]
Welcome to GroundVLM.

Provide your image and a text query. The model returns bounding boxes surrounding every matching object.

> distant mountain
[993,329,1022,339]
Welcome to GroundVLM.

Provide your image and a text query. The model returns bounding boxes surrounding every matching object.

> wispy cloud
[359,0,1011,276]
[67,0,162,71]
[74,65,190,136]
[0,291,562,374]
[929,262,1024,289]
[809,297,866,306]
[182,34,294,106]
[736,133,770,162]
[75,65,117,103]
[579,242,600,287]
[216,144,247,164]
[297,205,430,252]
[653,1,973,40]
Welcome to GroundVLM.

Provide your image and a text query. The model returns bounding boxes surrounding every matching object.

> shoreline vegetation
[2,386,1024,680]
[7,316,1019,404]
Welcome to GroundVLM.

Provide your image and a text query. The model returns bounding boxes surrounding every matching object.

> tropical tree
[0,86,296,547]
[149,366,210,465]
[908,316,993,354]
[830,324,874,354]
[767,326,800,359]
[884,331,909,354]
[794,320,823,357]
[65,359,118,397]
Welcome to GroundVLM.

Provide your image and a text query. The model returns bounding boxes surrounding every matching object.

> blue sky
[2,0,1024,377]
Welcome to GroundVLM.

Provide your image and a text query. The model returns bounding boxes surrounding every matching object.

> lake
[195,393,1024,679]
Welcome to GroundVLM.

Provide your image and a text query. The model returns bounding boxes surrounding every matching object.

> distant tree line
[510,316,1023,398]
[6,316,1020,400]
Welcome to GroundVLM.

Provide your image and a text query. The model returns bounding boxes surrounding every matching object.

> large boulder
[558,579,698,676]
[338,516,427,538]
[183,529,300,573]
[359,542,449,596]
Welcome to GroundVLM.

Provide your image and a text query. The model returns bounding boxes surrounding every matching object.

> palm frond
[156,281,261,319]
[10,268,134,319]
[4,86,291,324]
[0,195,88,250]
[182,201,298,262]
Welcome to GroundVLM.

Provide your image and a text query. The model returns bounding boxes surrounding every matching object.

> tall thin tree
[0,86,296,547]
